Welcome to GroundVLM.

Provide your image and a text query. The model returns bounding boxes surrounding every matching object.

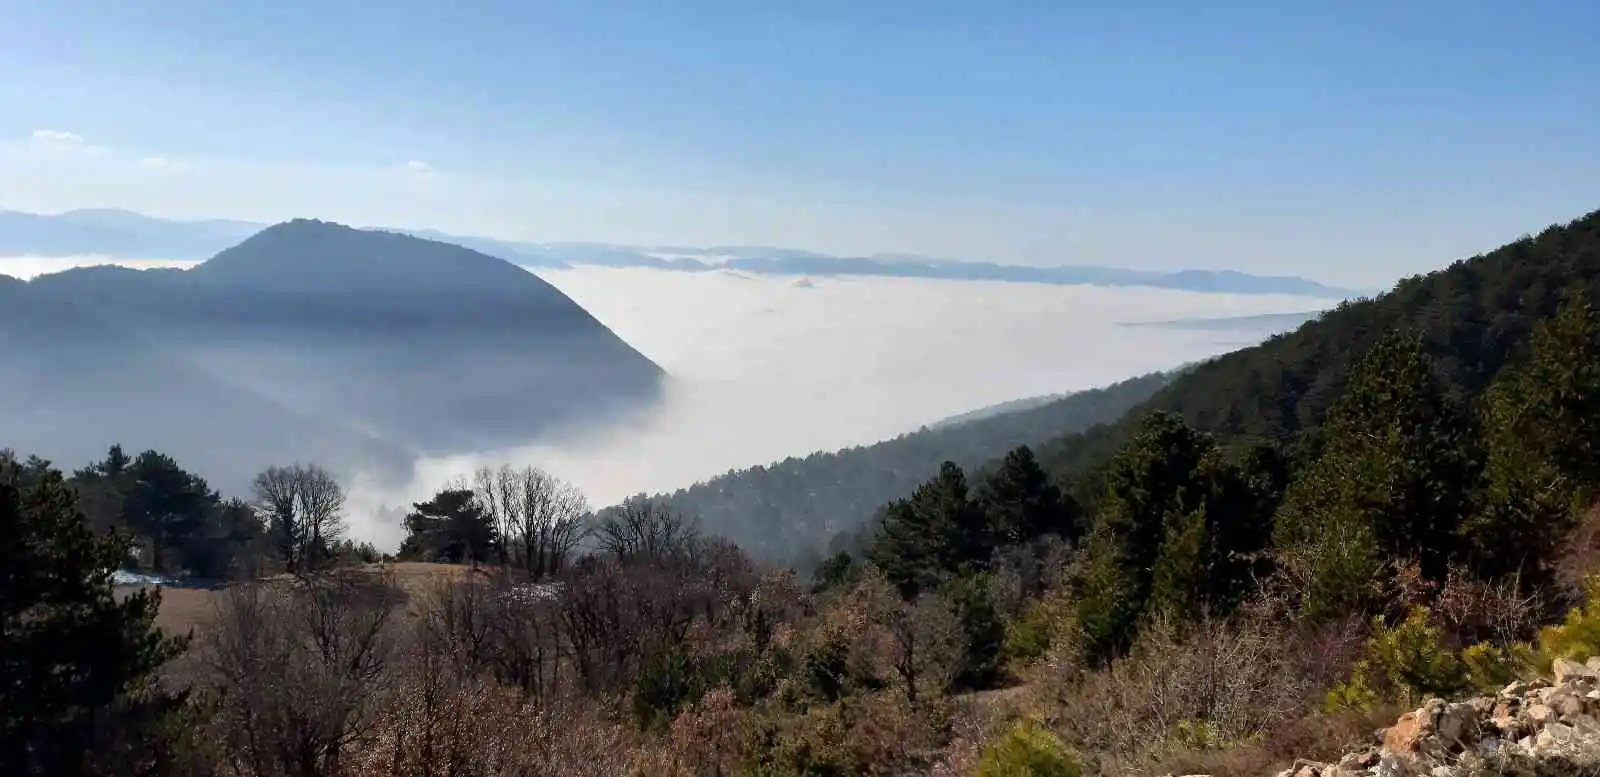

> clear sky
[1,1,1596,286]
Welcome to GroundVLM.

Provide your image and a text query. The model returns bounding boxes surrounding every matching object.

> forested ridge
[1027,209,1600,491]
[650,370,1173,562]
[15,207,1600,777]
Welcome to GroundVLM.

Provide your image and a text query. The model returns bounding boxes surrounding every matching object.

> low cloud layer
[0,257,1326,548]
[370,267,1325,545]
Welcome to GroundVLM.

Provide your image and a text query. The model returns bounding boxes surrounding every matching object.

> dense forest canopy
[1026,210,1600,496]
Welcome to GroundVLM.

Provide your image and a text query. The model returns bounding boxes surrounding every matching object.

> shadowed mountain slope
[1,220,665,491]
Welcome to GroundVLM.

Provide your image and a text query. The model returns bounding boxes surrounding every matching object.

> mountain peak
[190,218,537,292]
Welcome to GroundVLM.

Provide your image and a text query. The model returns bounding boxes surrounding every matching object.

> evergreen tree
[978,445,1083,546]
[1276,333,1479,616]
[871,461,989,597]
[122,451,217,575]
[1146,506,1210,620]
[1202,444,1286,606]
[810,550,859,594]
[1074,412,1217,658]
[1144,445,1282,620]
[947,572,1005,690]
[1073,525,1140,662]
[1466,297,1600,580]
[400,488,498,564]
[0,461,187,776]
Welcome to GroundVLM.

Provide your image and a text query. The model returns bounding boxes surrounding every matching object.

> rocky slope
[1276,657,1600,777]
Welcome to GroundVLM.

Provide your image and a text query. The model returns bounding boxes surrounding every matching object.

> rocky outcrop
[1278,657,1600,777]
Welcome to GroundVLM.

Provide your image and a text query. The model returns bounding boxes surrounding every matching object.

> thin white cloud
[402,160,435,178]
[29,129,87,153]
[137,156,169,169]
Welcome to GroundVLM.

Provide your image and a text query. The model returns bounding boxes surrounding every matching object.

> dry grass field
[114,561,483,635]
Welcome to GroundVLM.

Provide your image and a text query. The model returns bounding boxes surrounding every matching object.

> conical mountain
[1,220,666,491]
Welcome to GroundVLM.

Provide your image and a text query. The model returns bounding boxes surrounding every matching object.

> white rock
[1555,656,1600,684]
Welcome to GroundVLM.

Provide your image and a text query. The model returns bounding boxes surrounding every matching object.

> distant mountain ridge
[0,219,665,492]
[0,208,1360,297]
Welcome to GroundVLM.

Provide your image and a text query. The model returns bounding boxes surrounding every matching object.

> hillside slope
[1028,208,1600,489]
[653,371,1173,561]
[1,220,666,490]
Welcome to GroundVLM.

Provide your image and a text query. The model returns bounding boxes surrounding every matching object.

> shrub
[976,719,1081,777]
[1460,643,1518,692]
[1003,593,1074,668]
[633,648,697,729]
[1367,607,1468,700]
[1323,660,1381,714]
[1038,611,1308,767]
[1327,607,1467,711]
[1534,576,1600,670]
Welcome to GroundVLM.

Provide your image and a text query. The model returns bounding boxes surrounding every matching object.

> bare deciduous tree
[200,572,400,777]
[885,593,962,704]
[251,463,347,573]
[472,465,590,578]
[593,496,699,563]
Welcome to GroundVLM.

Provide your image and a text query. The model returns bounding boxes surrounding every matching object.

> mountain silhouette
[1,220,665,491]
[0,208,1360,297]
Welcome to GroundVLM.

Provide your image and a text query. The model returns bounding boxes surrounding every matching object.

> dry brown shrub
[646,685,746,777]
[195,572,403,777]
[1432,566,1544,647]
[844,692,954,775]
[1555,502,1600,600]
[353,664,640,777]
[1026,600,1323,774]
[1151,702,1398,777]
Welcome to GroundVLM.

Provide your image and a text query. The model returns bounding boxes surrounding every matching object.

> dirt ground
[114,561,479,635]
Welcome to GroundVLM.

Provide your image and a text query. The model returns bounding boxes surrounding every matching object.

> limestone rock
[1554,657,1599,685]
[1292,654,1600,777]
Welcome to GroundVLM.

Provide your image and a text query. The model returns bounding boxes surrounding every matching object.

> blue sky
[1,1,1596,286]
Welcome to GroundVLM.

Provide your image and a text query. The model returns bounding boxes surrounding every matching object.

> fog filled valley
[14,208,1600,777]
[0,245,1331,554]
[11,5,1600,773]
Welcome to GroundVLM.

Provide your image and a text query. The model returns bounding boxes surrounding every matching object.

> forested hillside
[652,371,1173,561]
[1027,209,1600,494]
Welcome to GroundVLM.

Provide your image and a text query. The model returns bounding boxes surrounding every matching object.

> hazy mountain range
[0,208,1363,297]
[0,219,665,493]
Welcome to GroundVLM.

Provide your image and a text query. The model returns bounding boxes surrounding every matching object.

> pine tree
[1074,525,1140,662]
[1202,444,1286,607]
[1466,296,1600,580]
[1096,413,1216,598]
[1075,412,1217,657]
[871,461,988,597]
[978,446,1082,546]
[947,572,1005,690]
[122,451,217,575]
[401,488,498,563]
[0,461,187,776]
[1146,507,1210,619]
[1276,332,1479,616]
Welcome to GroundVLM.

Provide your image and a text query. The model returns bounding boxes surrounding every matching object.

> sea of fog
[382,267,1332,544]
[1,256,1336,547]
